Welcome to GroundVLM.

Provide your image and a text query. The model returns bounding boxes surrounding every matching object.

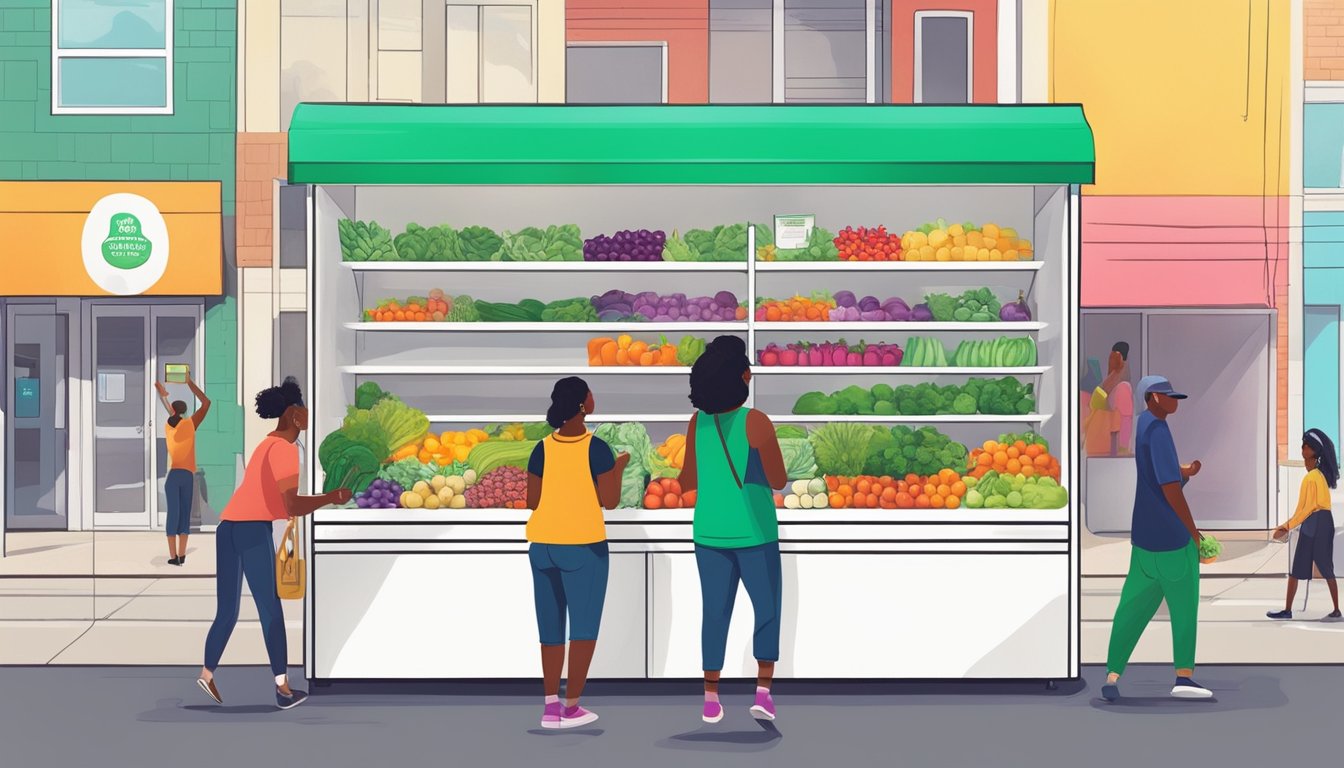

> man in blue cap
[1101,375,1212,701]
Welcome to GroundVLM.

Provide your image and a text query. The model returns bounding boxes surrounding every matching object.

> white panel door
[91,306,151,529]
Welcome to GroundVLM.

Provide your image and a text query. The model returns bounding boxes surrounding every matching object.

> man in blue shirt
[1101,376,1214,702]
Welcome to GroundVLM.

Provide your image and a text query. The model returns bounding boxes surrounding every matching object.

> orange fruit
[930,494,945,509]
[978,453,993,467]
[1034,454,1051,468]
[1025,444,1043,459]
[896,492,914,508]
[1006,459,1022,475]
[994,451,1009,465]
[826,476,840,491]
[857,479,872,495]
[1021,465,1036,478]
[905,474,921,485]
[838,484,853,497]
[951,481,967,497]
[645,494,662,509]
[945,495,961,510]
[829,492,846,509]
[1014,441,1028,452]
[881,487,898,503]
[915,494,931,509]
[867,493,880,508]
[1007,447,1020,459]
[936,484,951,497]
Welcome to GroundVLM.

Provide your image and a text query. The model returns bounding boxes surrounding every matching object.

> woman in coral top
[196,378,351,709]
[155,377,210,566]
[1268,428,1342,621]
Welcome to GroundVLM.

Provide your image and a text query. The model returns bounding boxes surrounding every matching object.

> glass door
[4,305,70,530]
[151,306,203,530]
[91,306,151,529]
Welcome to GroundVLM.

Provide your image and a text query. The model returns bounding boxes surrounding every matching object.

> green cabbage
[779,438,818,481]
[370,397,429,453]
[594,422,655,508]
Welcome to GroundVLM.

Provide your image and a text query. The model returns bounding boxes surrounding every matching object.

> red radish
[779,347,798,366]
[864,348,880,366]
[847,351,862,366]
[808,346,824,366]
[761,349,779,366]
[831,346,847,366]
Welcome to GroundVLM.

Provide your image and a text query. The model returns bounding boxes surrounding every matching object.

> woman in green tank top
[678,336,789,724]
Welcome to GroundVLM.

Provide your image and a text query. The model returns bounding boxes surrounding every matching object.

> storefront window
[53,0,172,113]
[566,44,666,104]
[1304,103,1344,189]
[279,185,309,269]
[710,0,774,103]
[445,1,537,103]
[783,0,868,103]
[914,11,972,104]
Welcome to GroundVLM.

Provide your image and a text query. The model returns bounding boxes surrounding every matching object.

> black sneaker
[1101,682,1120,701]
[1266,609,1292,620]
[1171,677,1213,699]
[1323,611,1343,623]
[276,688,309,710]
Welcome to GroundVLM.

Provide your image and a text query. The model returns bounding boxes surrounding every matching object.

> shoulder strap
[713,413,743,490]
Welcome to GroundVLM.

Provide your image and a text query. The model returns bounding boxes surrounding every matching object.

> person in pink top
[1108,343,1135,455]
[196,378,351,710]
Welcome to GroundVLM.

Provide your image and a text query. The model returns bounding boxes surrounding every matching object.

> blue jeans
[528,542,609,645]
[695,541,782,672]
[165,469,193,536]
[204,521,288,676]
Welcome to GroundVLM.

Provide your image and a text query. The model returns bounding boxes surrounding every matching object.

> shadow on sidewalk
[658,720,781,753]
[136,698,384,727]
[1088,674,1287,715]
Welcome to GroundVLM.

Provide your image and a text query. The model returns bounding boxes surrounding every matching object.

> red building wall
[566,0,710,103]
[888,0,997,103]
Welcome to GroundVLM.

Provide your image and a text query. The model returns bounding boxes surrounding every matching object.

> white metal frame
[50,0,174,115]
[565,41,670,104]
[913,10,974,104]
[444,0,540,104]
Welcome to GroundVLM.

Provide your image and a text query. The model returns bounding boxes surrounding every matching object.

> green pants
[1106,540,1199,675]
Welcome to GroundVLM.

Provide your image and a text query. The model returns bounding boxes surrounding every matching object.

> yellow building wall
[1050,0,1291,196]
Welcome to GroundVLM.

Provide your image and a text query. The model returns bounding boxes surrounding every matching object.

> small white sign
[82,193,169,295]
[774,214,814,250]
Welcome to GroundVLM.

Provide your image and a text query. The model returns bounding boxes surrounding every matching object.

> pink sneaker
[702,699,724,724]
[750,689,776,721]
[560,704,599,729]
[541,701,563,729]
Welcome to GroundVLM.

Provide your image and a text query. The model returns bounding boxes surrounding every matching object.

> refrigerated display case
[289,104,1095,682]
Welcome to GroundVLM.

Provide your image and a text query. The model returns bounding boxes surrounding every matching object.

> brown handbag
[276,517,305,600]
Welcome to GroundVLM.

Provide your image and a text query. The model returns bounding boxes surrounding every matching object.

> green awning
[287,104,1095,186]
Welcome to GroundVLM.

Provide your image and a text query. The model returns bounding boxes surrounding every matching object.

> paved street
[0,665,1335,768]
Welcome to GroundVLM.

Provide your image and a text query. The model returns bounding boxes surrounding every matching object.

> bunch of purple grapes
[631,291,742,322]
[355,478,402,509]
[584,229,667,261]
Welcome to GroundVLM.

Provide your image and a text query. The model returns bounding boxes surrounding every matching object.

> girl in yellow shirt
[1268,429,1341,621]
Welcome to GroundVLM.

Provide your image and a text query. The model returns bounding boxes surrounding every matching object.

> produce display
[755,294,836,322]
[967,434,1061,482]
[400,474,473,510]
[833,226,904,261]
[585,229,666,262]
[365,289,453,322]
[464,467,528,509]
[899,220,1035,262]
[664,225,750,262]
[755,288,1027,324]
[652,434,687,474]
[754,224,839,262]
[793,378,1035,416]
[593,290,746,323]
[356,478,404,509]
[392,429,491,466]
[924,288,1004,323]
[828,291,912,322]
[338,219,398,262]
[899,336,1038,368]
[964,471,1068,510]
[643,477,696,509]
[780,470,971,510]
[593,422,656,508]
[758,340,903,367]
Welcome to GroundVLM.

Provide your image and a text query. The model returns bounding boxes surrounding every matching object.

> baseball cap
[1136,375,1187,400]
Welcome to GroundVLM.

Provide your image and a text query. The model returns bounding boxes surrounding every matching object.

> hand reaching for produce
[330,488,353,505]
[1182,460,1202,479]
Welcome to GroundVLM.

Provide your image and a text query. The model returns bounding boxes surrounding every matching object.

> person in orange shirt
[155,377,210,566]
[196,377,351,710]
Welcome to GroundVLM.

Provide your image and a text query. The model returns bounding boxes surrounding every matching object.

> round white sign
[81,193,170,295]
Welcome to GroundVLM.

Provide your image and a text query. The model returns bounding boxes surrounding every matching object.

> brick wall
[1307,0,1344,80]
[236,133,286,268]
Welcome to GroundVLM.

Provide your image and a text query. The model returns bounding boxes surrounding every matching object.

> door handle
[136,426,143,435]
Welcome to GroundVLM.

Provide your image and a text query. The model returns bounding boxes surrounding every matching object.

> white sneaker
[1170,678,1213,699]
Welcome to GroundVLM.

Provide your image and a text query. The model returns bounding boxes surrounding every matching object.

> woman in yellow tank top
[155,377,210,566]
[524,377,629,730]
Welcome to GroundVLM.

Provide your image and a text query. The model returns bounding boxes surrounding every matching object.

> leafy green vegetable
[753,222,774,248]
[541,298,598,323]
[458,225,504,260]
[834,385,876,415]
[808,423,875,476]
[862,426,897,476]
[496,227,549,261]
[338,219,398,262]
[355,381,392,411]
[676,335,707,366]
[378,457,440,490]
[594,422,655,508]
[711,223,749,261]
[794,391,838,415]
[924,293,958,323]
[684,228,718,258]
[447,295,479,322]
[1198,536,1222,559]
[775,226,839,261]
[341,407,390,457]
[318,431,381,493]
[393,223,461,261]
[523,422,555,441]
[775,425,809,440]
[543,224,584,261]
[780,438,819,480]
[662,230,697,261]
[370,397,429,454]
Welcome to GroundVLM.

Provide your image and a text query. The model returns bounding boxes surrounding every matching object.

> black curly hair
[255,377,305,420]
[546,376,590,429]
[689,336,750,414]
[1304,429,1340,489]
